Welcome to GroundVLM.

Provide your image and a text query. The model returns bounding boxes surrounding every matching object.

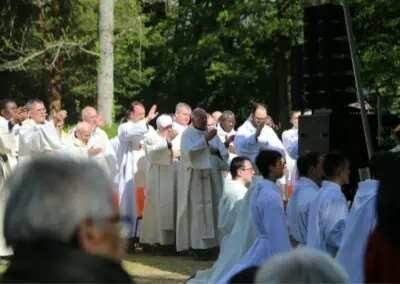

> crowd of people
[0,97,399,283]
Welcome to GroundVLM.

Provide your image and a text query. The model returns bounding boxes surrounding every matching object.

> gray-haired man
[1,156,132,283]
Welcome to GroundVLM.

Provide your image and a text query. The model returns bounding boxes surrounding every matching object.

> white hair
[175,102,191,113]
[3,156,114,246]
[81,106,97,121]
[255,248,349,284]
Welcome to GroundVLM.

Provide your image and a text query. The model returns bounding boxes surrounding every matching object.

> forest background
[0,0,399,137]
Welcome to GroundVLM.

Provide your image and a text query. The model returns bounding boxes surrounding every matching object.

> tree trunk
[49,0,63,118]
[97,0,114,126]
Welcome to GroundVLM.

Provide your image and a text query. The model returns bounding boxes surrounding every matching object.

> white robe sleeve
[323,198,348,249]
[145,135,170,164]
[264,195,292,254]
[282,131,298,160]
[258,126,286,157]
[118,120,149,142]
[234,130,258,156]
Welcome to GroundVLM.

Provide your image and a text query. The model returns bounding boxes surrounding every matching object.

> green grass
[123,252,213,283]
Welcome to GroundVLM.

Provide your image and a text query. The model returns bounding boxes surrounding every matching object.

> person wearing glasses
[188,156,255,283]
[219,150,291,284]
[234,103,286,166]
[18,99,62,159]
[1,156,132,283]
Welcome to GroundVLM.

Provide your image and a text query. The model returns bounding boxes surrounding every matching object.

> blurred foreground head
[255,248,349,283]
[2,156,132,282]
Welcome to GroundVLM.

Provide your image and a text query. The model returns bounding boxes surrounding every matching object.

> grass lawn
[124,252,214,283]
[0,252,214,284]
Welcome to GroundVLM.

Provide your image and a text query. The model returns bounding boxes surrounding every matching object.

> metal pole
[342,0,374,159]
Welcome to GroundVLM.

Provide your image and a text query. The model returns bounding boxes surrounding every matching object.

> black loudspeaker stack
[302,4,356,110]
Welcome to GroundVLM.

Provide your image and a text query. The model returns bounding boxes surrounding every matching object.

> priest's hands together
[146,105,159,123]
[204,128,217,142]
[88,146,102,156]
[11,107,29,125]
[167,128,178,142]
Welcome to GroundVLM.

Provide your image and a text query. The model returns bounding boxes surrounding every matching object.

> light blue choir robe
[234,119,286,163]
[336,179,378,283]
[307,181,349,257]
[287,177,319,245]
[282,128,298,185]
[219,179,291,284]
[188,179,248,284]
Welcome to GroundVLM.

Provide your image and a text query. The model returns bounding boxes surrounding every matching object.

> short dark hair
[369,151,396,180]
[230,156,252,179]
[251,103,268,116]
[256,150,282,178]
[323,152,348,178]
[297,152,322,177]
[128,101,145,113]
[0,99,16,111]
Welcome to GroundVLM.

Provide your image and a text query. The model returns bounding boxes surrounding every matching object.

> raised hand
[146,105,159,123]
[204,128,217,142]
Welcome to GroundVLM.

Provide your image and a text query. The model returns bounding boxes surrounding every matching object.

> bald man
[176,108,229,260]
[62,122,93,159]
[77,106,117,178]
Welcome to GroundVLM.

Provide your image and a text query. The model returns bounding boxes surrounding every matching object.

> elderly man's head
[156,114,173,136]
[75,122,93,145]
[26,99,46,124]
[219,110,236,133]
[4,156,126,262]
[251,103,268,127]
[81,106,98,128]
[191,108,207,131]
[175,103,192,126]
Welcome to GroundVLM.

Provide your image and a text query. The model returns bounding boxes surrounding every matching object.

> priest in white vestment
[307,153,350,257]
[176,108,229,260]
[171,102,192,159]
[219,150,291,283]
[217,111,238,179]
[287,152,324,246]
[188,156,254,283]
[234,103,286,164]
[19,99,62,159]
[79,106,117,178]
[0,99,27,258]
[336,152,393,283]
[140,115,179,247]
[62,122,93,159]
[116,103,158,239]
[282,111,300,185]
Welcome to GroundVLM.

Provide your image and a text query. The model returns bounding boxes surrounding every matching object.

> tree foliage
[0,0,399,126]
